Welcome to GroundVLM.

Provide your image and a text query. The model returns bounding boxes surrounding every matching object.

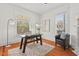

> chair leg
[64,42,66,50]
[64,46,66,50]
[68,44,70,48]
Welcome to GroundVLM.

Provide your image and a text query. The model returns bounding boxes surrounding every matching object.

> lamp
[2,19,16,56]
[6,19,16,47]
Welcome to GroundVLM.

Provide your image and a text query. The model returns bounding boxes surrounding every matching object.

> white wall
[40,4,70,41]
[0,4,40,45]
[40,3,79,54]
[69,4,79,54]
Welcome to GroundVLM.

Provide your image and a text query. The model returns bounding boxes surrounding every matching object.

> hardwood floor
[43,39,76,56]
[0,39,77,56]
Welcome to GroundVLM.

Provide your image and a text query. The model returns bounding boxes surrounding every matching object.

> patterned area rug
[8,43,54,56]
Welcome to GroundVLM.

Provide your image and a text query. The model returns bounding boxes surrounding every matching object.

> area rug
[8,43,54,56]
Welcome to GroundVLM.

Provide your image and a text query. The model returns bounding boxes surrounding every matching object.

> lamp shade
[36,24,40,29]
[8,19,16,25]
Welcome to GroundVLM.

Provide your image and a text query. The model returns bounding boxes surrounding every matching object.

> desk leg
[20,38,23,49]
[36,37,38,43]
[23,39,27,53]
[40,36,42,45]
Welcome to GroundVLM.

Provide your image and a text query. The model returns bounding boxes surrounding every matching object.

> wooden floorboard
[0,39,77,56]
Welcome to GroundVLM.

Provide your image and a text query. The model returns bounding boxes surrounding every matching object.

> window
[17,16,29,34]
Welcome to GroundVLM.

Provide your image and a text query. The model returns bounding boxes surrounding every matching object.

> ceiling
[14,3,64,15]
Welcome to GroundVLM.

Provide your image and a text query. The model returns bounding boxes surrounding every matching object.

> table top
[20,34,42,39]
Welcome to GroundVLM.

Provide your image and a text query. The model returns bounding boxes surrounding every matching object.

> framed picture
[55,13,65,34]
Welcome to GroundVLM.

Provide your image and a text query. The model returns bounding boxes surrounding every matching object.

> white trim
[43,37,55,42]
[72,50,79,56]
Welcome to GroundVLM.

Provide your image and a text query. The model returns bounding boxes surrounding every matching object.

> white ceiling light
[41,3,48,7]
[8,19,16,25]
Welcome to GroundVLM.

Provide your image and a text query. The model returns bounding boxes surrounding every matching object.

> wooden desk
[20,34,42,53]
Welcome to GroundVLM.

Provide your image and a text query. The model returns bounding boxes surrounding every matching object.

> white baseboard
[72,50,79,56]
[43,37,55,42]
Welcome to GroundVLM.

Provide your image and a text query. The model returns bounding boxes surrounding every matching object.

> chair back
[66,33,70,40]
